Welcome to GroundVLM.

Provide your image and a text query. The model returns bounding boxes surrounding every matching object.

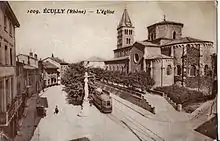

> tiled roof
[136,41,159,47]
[104,56,129,62]
[162,37,213,46]
[43,61,59,69]
[145,54,173,60]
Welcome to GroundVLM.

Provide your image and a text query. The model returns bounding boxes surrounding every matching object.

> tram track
[105,100,165,141]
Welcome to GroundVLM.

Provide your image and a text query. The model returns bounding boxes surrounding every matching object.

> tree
[62,62,86,106]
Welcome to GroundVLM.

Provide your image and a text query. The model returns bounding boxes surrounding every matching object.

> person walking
[54,105,59,114]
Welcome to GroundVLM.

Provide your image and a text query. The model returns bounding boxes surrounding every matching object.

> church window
[167,65,172,75]
[189,65,196,76]
[177,65,181,75]
[134,53,139,63]
[173,31,176,39]
[204,65,209,76]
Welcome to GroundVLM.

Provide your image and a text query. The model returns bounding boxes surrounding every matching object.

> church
[104,9,214,87]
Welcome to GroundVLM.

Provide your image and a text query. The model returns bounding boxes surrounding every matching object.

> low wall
[96,81,155,114]
[148,89,182,112]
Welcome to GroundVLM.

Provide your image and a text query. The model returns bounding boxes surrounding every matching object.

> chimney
[34,54,37,59]
[29,52,33,57]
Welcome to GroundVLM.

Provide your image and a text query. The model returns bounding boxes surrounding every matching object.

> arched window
[121,66,123,72]
[173,31,176,39]
[177,65,181,75]
[167,65,172,75]
[112,66,115,71]
[204,65,209,76]
[190,65,197,76]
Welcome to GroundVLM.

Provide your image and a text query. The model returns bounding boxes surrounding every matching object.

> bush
[154,85,209,106]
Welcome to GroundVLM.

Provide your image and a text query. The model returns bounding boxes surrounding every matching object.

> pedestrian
[54,105,59,114]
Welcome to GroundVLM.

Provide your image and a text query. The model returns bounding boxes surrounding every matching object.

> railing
[0,95,22,126]
[0,131,12,141]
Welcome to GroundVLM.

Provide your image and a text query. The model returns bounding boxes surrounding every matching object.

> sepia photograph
[0,1,218,141]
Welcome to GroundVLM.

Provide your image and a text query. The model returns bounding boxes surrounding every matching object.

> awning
[36,97,48,108]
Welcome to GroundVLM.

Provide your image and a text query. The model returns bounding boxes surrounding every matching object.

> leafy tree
[62,62,86,106]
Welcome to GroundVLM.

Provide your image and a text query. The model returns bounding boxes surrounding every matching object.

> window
[190,65,196,76]
[9,22,12,36]
[204,65,209,76]
[125,29,128,34]
[10,48,12,65]
[134,54,139,63]
[11,77,13,100]
[4,15,7,31]
[177,65,181,75]
[0,79,4,112]
[129,30,132,35]
[167,65,172,75]
[0,41,2,65]
[173,31,176,39]
[5,46,7,65]
[6,79,9,107]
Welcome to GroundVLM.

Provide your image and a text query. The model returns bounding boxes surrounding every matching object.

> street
[30,85,141,141]
[29,83,213,141]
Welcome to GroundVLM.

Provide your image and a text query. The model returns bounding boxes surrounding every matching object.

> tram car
[92,88,112,113]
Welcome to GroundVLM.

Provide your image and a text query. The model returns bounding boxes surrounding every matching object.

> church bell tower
[117,9,134,49]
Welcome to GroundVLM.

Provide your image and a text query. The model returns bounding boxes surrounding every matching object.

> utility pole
[198,44,201,91]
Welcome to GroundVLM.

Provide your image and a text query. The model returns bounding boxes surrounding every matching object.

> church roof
[162,37,213,46]
[118,9,133,28]
[136,41,159,47]
[145,54,173,60]
[43,61,59,69]
[147,20,183,29]
[104,56,129,62]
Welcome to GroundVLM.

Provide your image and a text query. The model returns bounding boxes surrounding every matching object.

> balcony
[0,96,23,126]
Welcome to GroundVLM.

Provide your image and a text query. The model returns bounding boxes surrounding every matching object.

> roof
[42,57,67,64]
[136,41,159,47]
[147,20,183,29]
[2,2,20,27]
[100,94,111,101]
[43,61,59,69]
[118,9,133,29]
[113,45,132,52]
[37,97,48,108]
[162,37,213,46]
[145,54,173,60]
[104,56,129,62]
[17,54,38,60]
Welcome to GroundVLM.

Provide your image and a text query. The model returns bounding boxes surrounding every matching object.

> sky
[9,1,217,63]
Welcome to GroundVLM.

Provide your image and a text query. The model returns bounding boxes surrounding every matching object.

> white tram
[92,88,112,113]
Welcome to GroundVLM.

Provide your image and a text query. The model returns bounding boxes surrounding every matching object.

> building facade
[42,61,59,87]
[105,9,214,88]
[0,1,20,139]
[17,52,41,97]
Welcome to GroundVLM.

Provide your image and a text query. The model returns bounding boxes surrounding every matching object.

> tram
[92,88,112,113]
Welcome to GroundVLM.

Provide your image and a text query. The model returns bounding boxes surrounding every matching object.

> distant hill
[84,56,105,62]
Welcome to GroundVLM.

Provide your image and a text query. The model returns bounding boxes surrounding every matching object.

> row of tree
[61,62,86,106]
[88,67,155,91]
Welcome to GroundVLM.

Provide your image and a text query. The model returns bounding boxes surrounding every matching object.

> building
[42,54,68,85]
[105,9,214,88]
[0,1,20,139]
[42,60,59,87]
[83,56,105,69]
[17,52,41,97]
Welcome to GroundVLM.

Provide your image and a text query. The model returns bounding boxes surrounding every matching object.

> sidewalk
[14,93,42,141]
